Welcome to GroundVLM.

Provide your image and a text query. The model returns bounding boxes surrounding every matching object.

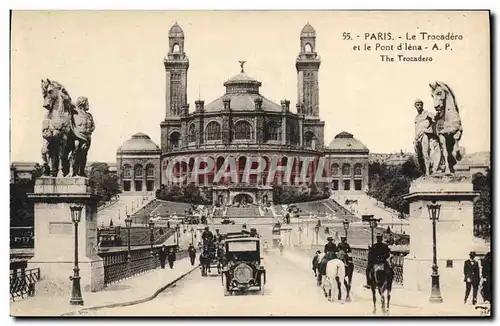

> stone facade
[116,133,161,192]
[114,22,371,202]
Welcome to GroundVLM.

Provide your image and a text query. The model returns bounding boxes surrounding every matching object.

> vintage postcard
[9,10,491,317]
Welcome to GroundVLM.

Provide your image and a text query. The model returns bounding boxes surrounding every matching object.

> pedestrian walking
[188,243,197,266]
[158,245,167,269]
[481,251,491,303]
[167,248,176,269]
[464,251,480,305]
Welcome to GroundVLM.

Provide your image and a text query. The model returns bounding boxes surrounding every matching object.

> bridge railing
[100,246,188,286]
[10,267,40,302]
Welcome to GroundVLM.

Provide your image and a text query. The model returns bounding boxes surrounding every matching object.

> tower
[296,23,321,117]
[164,22,189,118]
[161,22,189,156]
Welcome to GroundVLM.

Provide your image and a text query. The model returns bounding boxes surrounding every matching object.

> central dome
[117,133,160,153]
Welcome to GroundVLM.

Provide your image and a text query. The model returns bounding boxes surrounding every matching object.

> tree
[10,163,43,227]
[88,162,121,205]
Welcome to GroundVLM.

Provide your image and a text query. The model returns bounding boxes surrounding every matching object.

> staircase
[98,193,153,226]
[225,205,261,218]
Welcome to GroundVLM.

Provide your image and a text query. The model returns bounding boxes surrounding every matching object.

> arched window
[330,163,339,176]
[172,43,181,53]
[134,164,143,177]
[169,131,180,149]
[205,121,221,141]
[146,164,155,177]
[354,164,363,176]
[265,121,280,141]
[305,131,315,148]
[188,124,196,143]
[305,43,313,53]
[234,120,252,140]
[342,164,351,176]
[123,164,132,178]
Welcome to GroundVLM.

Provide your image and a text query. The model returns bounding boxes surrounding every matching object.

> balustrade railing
[10,268,40,301]
[350,246,406,285]
[100,247,188,286]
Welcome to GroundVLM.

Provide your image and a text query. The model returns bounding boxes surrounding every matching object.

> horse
[337,249,354,302]
[321,252,348,303]
[429,81,464,174]
[199,251,211,277]
[40,79,74,177]
[368,255,394,314]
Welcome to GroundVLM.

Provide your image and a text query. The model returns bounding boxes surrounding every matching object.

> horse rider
[324,236,338,254]
[201,226,214,244]
[365,234,392,288]
[337,236,352,260]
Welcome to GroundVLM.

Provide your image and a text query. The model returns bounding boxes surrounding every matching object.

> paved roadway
[83,250,426,317]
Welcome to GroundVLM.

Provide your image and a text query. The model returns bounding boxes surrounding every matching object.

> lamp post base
[69,275,84,306]
[429,273,443,303]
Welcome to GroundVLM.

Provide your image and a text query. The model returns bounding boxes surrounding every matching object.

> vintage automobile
[221,233,265,295]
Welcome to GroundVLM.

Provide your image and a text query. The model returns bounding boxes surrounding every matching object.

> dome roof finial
[169,22,184,38]
[301,22,316,37]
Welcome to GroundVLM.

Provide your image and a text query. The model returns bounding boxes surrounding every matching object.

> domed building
[116,22,370,204]
[116,132,161,192]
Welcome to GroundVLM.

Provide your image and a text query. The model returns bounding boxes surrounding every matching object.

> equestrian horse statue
[40,79,95,177]
[429,81,464,175]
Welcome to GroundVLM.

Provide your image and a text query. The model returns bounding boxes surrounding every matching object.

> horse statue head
[41,79,74,116]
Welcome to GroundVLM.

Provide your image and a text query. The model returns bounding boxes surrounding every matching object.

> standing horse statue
[40,79,73,177]
[40,79,95,177]
[429,81,464,174]
[321,251,351,303]
[368,255,394,314]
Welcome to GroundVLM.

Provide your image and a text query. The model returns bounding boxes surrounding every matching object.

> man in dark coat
[312,250,321,277]
[337,236,352,254]
[365,234,391,288]
[201,226,213,244]
[481,251,491,303]
[158,245,167,269]
[324,237,338,254]
[464,251,480,305]
[167,248,176,269]
[188,244,197,266]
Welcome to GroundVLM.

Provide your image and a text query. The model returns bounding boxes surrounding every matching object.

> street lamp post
[148,218,155,256]
[362,215,381,247]
[314,225,319,245]
[190,227,194,245]
[427,201,443,303]
[69,205,84,306]
[125,216,132,262]
[343,218,350,240]
[298,226,302,247]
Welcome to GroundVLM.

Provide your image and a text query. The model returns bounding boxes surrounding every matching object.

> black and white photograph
[8,9,492,317]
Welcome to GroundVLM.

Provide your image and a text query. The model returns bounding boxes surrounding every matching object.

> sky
[10,10,490,163]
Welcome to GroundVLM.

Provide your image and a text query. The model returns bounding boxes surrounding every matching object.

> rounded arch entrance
[230,192,256,205]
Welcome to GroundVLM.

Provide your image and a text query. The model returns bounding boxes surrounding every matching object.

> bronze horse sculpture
[40,79,95,177]
[429,81,463,175]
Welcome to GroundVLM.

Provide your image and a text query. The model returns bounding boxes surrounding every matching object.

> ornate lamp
[427,201,443,303]
[69,205,84,305]
[343,218,350,239]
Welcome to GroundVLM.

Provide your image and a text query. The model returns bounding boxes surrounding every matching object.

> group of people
[312,235,353,278]
[157,246,177,269]
[463,251,491,305]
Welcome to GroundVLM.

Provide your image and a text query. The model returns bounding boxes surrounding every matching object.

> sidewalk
[10,256,199,317]
[282,248,483,316]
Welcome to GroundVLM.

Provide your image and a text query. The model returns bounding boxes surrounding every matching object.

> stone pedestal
[27,177,104,292]
[403,175,478,294]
